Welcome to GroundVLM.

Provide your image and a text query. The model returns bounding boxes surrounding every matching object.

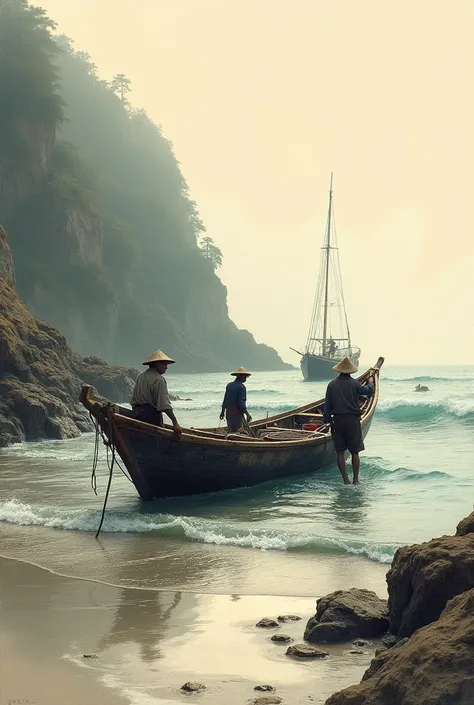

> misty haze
[0,2,473,704]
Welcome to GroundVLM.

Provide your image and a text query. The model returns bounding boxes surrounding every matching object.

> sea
[0,363,473,596]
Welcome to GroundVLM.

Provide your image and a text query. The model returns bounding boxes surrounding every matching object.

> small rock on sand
[271,633,293,643]
[256,618,280,628]
[277,614,302,622]
[83,653,99,659]
[254,684,275,692]
[286,644,329,659]
[180,681,206,693]
[349,649,365,655]
[352,639,370,647]
[249,697,283,705]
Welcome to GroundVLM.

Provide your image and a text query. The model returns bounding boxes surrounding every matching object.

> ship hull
[301,351,361,381]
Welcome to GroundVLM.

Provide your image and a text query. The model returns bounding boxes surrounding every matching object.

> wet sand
[0,556,386,705]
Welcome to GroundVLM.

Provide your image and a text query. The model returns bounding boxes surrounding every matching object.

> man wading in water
[220,367,252,433]
[323,357,376,485]
[131,349,182,434]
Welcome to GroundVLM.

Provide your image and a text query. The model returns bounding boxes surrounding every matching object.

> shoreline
[0,555,386,705]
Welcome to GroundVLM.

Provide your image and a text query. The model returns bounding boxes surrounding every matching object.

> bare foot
[353,479,360,485]
[342,476,351,485]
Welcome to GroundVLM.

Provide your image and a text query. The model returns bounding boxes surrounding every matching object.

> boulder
[455,510,474,536]
[304,589,388,643]
[387,532,474,637]
[325,588,474,705]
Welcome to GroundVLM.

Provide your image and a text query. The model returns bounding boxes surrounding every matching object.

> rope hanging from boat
[94,407,116,538]
[88,404,132,539]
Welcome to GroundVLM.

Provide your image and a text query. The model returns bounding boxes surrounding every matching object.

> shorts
[332,414,364,454]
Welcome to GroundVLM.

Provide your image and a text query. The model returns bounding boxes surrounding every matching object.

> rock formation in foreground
[0,225,138,447]
[304,588,388,643]
[386,512,474,638]
[326,587,474,705]
[326,511,474,705]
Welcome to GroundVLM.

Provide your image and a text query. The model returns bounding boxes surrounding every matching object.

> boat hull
[80,357,383,500]
[301,351,361,381]
[113,414,373,498]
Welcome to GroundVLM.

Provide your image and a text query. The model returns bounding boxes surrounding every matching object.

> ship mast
[321,173,333,356]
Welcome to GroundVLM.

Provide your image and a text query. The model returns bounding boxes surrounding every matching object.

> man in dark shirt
[323,357,376,485]
[220,366,252,432]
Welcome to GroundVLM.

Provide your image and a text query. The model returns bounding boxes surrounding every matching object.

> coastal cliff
[0,224,137,447]
[0,1,291,372]
[326,511,474,705]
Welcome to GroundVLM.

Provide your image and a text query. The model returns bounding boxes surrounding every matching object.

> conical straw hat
[333,356,358,374]
[231,366,251,376]
[142,349,176,366]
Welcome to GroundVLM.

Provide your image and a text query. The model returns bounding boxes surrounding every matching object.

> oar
[242,417,257,438]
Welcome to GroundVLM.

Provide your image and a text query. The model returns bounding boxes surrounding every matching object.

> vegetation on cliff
[0,0,290,371]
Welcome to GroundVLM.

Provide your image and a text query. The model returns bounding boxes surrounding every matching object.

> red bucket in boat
[302,422,319,431]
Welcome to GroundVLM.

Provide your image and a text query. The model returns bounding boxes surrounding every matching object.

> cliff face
[0,120,55,218]
[0,5,291,373]
[0,225,137,447]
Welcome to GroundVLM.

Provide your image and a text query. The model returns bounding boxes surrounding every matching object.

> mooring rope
[88,405,133,539]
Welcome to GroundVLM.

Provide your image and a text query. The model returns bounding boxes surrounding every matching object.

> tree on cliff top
[110,73,131,103]
[200,236,223,270]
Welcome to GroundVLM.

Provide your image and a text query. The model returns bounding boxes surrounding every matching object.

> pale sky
[38,0,474,366]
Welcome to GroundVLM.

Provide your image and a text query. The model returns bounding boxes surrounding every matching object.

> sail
[305,176,354,359]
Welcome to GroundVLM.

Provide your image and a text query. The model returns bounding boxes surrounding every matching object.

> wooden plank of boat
[79,357,384,499]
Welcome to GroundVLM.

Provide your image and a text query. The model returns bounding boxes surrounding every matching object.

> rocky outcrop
[304,589,389,643]
[0,227,138,446]
[0,225,15,287]
[455,511,474,537]
[325,588,474,705]
[325,511,474,705]
[386,513,474,638]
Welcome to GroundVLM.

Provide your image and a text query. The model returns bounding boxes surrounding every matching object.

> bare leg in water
[352,453,360,484]
[337,452,351,485]
[337,452,360,485]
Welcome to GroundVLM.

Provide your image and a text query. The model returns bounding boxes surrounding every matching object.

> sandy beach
[0,555,387,705]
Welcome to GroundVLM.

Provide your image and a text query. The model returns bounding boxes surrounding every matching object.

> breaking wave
[0,499,397,563]
[376,398,474,422]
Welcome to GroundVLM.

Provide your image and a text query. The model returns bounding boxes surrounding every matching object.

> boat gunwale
[80,357,384,452]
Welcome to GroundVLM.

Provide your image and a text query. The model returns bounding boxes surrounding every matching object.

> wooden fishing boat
[292,173,361,380]
[80,357,384,500]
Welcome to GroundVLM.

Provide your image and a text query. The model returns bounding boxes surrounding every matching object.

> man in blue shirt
[220,366,252,432]
[323,357,376,485]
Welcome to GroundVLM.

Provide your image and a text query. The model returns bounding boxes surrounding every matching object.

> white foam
[0,499,396,563]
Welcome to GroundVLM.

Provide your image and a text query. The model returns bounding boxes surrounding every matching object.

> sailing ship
[293,174,360,381]
[79,358,383,500]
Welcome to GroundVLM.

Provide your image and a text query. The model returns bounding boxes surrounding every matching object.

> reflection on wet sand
[98,590,185,661]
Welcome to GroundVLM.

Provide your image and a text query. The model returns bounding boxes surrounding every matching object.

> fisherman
[220,366,252,432]
[323,357,376,485]
[328,337,337,357]
[131,349,182,434]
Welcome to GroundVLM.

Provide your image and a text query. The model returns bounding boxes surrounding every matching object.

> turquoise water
[0,364,473,592]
